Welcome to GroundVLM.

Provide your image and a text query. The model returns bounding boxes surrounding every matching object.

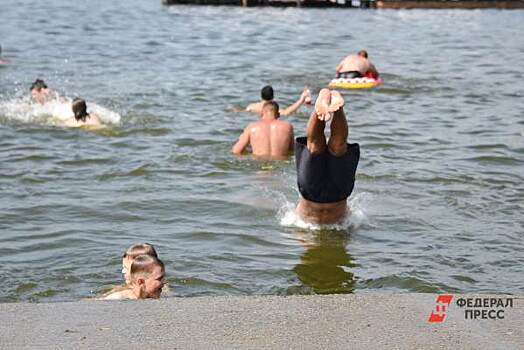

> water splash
[0,97,121,126]
[278,192,369,231]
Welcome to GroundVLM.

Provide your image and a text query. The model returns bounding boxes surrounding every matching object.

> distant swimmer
[295,89,360,225]
[30,79,54,104]
[245,85,311,116]
[335,50,379,79]
[60,97,103,128]
[102,255,166,300]
[0,45,8,64]
[232,101,294,159]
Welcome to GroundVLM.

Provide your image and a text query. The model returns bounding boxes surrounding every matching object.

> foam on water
[0,97,121,126]
[279,192,368,231]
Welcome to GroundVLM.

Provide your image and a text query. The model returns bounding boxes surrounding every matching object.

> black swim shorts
[336,71,364,79]
[295,137,360,203]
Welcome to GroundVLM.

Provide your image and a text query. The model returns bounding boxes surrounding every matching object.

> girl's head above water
[72,97,90,122]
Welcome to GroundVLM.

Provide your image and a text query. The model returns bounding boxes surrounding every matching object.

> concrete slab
[0,294,522,349]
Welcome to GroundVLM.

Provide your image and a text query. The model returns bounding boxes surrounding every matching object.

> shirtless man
[336,50,379,79]
[61,97,103,128]
[295,89,360,225]
[245,85,311,116]
[232,101,294,159]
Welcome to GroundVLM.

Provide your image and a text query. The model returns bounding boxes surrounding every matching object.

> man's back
[338,54,371,75]
[248,119,293,158]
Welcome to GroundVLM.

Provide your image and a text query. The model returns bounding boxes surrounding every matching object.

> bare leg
[327,91,348,157]
[306,110,326,154]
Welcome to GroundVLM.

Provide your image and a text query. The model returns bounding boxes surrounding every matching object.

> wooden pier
[162,0,524,8]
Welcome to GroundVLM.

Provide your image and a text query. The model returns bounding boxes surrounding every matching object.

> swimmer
[60,97,102,128]
[232,101,294,159]
[121,243,158,285]
[0,45,8,64]
[102,255,166,300]
[245,85,311,116]
[30,79,53,104]
[335,50,379,79]
[295,89,360,225]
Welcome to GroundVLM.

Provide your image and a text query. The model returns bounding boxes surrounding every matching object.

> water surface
[0,2,523,302]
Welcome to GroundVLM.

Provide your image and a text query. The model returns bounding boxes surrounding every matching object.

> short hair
[72,97,89,122]
[358,50,368,59]
[30,79,47,91]
[123,243,158,260]
[262,101,279,116]
[130,255,164,280]
[260,85,274,101]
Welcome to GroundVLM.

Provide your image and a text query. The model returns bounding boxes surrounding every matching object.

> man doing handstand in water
[232,101,294,159]
[295,89,360,225]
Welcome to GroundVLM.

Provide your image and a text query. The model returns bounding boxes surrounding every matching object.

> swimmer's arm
[280,92,307,117]
[232,126,251,155]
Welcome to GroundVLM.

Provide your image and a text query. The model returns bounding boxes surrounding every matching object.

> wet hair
[72,97,90,122]
[123,243,158,260]
[30,79,47,91]
[358,50,368,59]
[262,101,279,116]
[130,255,164,280]
[261,85,274,101]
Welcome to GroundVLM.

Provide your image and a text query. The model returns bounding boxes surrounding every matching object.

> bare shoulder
[101,288,134,300]
[277,120,293,129]
[88,113,102,125]
[246,102,262,113]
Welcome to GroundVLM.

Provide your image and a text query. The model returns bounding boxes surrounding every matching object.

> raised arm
[232,125,251,155]
[280,88,309,117]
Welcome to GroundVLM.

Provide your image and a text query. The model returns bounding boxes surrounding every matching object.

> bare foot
[303,86,312,105]
[329,90,345,112]
[315,88,332,121]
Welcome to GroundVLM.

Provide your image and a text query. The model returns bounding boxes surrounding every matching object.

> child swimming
[121,243,158,285]
[102,254,165,300]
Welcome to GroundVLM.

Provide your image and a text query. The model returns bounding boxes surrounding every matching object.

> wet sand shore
[1,294,522,349]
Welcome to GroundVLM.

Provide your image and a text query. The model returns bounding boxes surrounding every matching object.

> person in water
[61,97,102,127]
[0,45,8,64]
[30,79,53,104]
[121,243,158,285]
[232,101,294,158]
[102,254,166,300]
[335,50,379,79]
[295,89,360,225]
[245,85,311,116]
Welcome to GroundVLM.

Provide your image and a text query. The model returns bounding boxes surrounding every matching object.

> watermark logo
[428,294,453,323]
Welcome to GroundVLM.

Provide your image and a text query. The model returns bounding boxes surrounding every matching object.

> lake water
[0,1,523,302]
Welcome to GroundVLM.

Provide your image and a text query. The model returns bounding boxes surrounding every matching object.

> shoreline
[162,0,524,9]
[1,293,522,349]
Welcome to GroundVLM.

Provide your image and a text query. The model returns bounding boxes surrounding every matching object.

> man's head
[30,79,49,104]
[130,254,165,299]
[262,101,280,120]
[72,98,89,122]
[260,85,274,101]
[122,243,158,285]
[357,50,368,59]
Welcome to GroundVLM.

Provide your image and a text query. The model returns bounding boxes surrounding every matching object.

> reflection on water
[293,229,355,294]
